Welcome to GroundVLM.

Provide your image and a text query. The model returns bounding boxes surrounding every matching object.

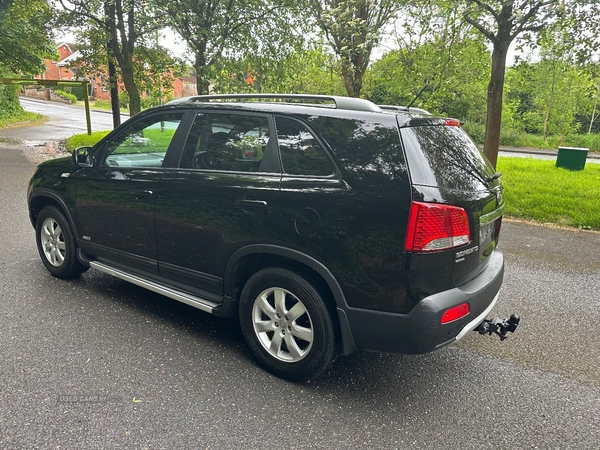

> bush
[462,122,485,144]
[0,84,23,118]
[561,133,600,152]
[499,127,524,147]
[69,85,85,101]
[54,90,78,103]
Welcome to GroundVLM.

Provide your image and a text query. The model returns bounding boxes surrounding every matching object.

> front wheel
[35,206,87,278]
[239,267,336,382]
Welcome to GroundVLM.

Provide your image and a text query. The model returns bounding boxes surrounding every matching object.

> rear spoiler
[379,105,432,115]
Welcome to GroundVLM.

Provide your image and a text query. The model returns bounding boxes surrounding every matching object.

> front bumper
[339,247,504,354]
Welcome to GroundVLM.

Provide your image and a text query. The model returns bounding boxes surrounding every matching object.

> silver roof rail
[379,105,432,115]
[168,94,382,113]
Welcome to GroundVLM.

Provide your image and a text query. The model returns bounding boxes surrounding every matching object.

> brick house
[33,43,197,102]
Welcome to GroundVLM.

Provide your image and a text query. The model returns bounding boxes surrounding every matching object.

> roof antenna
[407,79,429,109]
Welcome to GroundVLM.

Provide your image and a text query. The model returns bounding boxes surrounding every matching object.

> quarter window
[103,114,183,168]
[275,117,334,176]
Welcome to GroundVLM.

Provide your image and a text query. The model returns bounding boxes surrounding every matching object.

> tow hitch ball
[476,314,520,341]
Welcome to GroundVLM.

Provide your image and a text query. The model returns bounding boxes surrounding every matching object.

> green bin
[556,147,588,171]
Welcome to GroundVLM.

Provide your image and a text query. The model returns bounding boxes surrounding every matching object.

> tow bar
[476,314,520,341]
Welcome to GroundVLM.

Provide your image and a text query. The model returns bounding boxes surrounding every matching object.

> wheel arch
[29,190,81,245]
[225,244,357,355]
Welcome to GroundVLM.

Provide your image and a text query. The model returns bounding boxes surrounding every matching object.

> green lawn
[497,156,600,230]
[64,130,111,151]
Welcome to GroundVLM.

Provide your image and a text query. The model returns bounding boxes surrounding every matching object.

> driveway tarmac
[1,143,599,449]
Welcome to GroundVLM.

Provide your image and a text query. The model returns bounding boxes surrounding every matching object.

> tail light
[405,201,470,252]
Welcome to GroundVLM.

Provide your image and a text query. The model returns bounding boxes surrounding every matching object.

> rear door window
[179,113,277,173]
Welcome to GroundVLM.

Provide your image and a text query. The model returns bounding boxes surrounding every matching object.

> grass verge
[497,156,600,230]
[0,111,46,129]
[64,130,111,151]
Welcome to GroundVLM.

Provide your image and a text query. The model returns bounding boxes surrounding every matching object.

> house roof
[57,50,81,66]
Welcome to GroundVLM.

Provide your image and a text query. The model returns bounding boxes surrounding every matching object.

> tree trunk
[543,61,557,141]
[341,65,357,98]
[195,51,210,95]
[483,42,509,169]
[106,40,120,128]
[121,65,141,116]
[589,92,598,134]
[341,53,367,98]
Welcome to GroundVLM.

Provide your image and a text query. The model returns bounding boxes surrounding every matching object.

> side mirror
[72,146,93,167]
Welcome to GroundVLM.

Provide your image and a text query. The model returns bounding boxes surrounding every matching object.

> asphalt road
[1,129,599,447]
[0,97,129,142]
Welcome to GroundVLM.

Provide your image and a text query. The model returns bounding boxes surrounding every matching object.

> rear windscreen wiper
[486,172,502,183]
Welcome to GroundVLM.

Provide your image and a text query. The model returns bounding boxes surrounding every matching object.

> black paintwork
[27,100,505,355]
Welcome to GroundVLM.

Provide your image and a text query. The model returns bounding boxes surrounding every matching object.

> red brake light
[441,302,470,324]
[405,202,470,252]
[445,119,461,127]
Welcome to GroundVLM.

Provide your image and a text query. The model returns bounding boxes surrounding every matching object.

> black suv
[28,94,507,381]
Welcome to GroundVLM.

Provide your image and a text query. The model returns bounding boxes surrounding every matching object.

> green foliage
[60,0,173,115]
[92,99,113,110]
[54,90,78,103]
[498,156,600,230]
[64,130,111,152]
[0,83,22,118]
[364,36,489,123]
[155,0,306,95]
[0,0,56,74]
[212,44,346,95]
[67,85,85,101]
[0,111,44,129]
[310,0,402,97]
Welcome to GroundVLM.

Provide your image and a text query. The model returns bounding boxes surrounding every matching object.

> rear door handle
[238,199,267,207]
[237,199,268,213]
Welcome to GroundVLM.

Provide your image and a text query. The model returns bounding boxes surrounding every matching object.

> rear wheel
[36,206,87,278]
[239,267,336,382]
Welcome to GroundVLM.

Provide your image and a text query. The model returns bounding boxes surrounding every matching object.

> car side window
[179,113,278,173]
[102,114,183,168]
[275,116,334,176]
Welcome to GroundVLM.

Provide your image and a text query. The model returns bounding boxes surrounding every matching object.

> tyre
[35,206,88,278]
[239,267,336,382]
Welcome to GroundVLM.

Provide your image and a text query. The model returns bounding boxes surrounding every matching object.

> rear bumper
[340,247,504,354]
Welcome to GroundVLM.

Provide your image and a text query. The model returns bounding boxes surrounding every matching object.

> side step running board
[89,261,219,314]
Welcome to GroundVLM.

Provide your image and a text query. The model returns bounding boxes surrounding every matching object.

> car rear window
[400,125,495,191]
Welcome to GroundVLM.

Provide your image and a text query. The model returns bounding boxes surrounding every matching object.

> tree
[155,0,303,95]
[365,1,489,122]
[309,0,403,98]
[462,0,565,168]
[0,0,56,75]
[0,0,56,118]
[212,43,346,95]
[58,0,158,116]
